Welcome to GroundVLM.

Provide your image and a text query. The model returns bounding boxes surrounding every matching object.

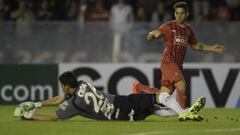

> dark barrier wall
[0,64,58,104]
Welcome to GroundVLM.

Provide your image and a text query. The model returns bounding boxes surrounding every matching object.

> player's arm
[147,29,162,41]
[40,95,65,106]
[14,96,65,113]
[191,43,225,53]
[30,113,59,121]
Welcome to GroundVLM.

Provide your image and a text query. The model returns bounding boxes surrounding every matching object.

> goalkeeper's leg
[132,80,160,94]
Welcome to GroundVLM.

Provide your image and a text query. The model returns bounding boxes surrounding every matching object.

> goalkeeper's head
[59,71,78,93]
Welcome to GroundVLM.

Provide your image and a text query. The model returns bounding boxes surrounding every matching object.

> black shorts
[113,94,156,121]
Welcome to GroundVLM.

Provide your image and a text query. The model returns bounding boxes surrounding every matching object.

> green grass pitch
[0,106,240,135]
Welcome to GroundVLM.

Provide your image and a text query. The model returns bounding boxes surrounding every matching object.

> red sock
[176,91,187,109]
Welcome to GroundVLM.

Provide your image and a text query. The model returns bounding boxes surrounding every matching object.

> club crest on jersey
[174,36,188,46]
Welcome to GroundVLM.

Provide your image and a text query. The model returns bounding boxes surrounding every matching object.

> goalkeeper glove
[22,109,36,120]
[19,101,42,110]
[14,102,35,117]
[19,102,35,111]
[13,101,42,118]
[34,102,42,108]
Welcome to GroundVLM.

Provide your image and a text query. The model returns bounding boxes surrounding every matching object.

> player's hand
[13,101,41,116]
[14,102,36,117]
[22,109,36,120]
[211,44,225,53]
[147,32,155,41]
[20,101,42,110]
[34,102,42,108]
[14,102,39,120]
[19,102,36,111]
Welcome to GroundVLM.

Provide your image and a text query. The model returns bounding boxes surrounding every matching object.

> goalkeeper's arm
[22,96,64,121]
[40,96,65,106]
[32,96,64,109]
[15,96,64,121]
[30,113,59,121]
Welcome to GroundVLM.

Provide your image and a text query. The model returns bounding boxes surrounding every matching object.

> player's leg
[162,63,187,109]
[157,64,184,114]
[128,92,205,121]
[154,104,178,117]
[175,80,187,109]
[158,64,203,120]
[156,87,186,114]
[132,88,177,118]
[154,109,178,117]
[156,91,206,121]
[131,80,160,94]
[127,94,156,120]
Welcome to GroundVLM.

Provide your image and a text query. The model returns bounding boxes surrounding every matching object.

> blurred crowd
[0,0,240,22]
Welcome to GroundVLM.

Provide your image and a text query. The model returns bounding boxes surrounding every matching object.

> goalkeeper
[14,71,206,121]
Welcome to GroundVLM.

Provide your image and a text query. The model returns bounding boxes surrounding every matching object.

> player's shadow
[66,118,178,123]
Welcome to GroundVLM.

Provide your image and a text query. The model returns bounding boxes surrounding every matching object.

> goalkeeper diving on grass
[14,71,206,121]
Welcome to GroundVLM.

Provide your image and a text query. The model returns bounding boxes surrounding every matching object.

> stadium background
[0,1,240,108]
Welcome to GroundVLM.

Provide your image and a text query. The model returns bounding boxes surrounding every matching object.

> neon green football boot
[178,112,204,121]
[189,97,206,114]
[178,97,206,121]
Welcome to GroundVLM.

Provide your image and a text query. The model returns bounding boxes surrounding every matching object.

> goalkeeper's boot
[188,97,206,114]
[178,112,204,121]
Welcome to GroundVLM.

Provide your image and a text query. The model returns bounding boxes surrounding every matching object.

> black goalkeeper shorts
[113,94,156,121]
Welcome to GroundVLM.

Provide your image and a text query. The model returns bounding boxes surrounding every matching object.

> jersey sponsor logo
[174,36,188,46]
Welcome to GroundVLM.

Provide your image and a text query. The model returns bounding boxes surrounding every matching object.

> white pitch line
[127,128,240,135]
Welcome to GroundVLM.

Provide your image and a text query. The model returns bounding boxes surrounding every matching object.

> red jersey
[158,21,197,69]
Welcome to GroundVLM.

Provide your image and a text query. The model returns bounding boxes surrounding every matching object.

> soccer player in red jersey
[132,1,224,109]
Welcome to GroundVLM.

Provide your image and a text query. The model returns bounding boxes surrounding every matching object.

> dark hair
[59,71,78,88]
[173,1,189,12]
